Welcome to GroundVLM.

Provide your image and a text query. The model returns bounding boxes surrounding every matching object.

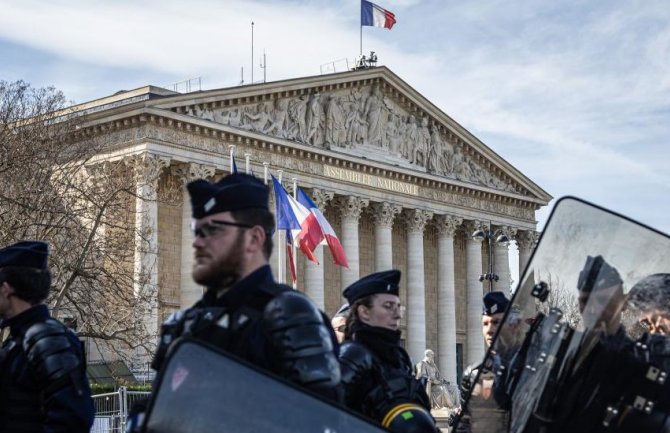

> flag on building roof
[361,0,396,29]
[297,188,349,268]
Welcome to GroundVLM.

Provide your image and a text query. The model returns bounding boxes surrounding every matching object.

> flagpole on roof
[228,145,236,173]
[291,177,299,290]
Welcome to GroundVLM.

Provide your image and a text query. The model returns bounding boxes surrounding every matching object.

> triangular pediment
[146,67,550,202]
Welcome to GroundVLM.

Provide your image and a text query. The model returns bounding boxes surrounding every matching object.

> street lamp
[472,223,510,292]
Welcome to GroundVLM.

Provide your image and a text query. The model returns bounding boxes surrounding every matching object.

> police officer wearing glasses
[151,173,340,395]
[0,241,94,433]
[339,270,438,432]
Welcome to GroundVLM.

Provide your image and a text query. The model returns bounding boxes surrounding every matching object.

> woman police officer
[339,270,438,432]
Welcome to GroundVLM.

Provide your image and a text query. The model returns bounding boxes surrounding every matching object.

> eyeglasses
[191,219,255,239]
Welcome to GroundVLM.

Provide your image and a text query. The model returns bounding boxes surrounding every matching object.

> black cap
[483,291,509,316]
[343,270,400,304]
[628,274,670,312]
[334,303,350,318]
[187,173,269,219]
[0,241,49,270]
[577,255,622,293]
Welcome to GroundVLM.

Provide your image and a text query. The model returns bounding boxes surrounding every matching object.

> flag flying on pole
[232,157,239,173]
[285,192,321,264]
[286,238,297,284]
[361,0,396,29]
[271,175,300,231]
[297,188,349,268]
[271,176,320,284]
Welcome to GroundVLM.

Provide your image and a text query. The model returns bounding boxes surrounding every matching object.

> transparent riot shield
[455,197,670,433]
[143,338,387,433]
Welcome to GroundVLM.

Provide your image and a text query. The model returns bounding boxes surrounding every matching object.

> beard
[192,231,245,290]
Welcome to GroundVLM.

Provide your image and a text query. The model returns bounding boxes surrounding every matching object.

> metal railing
[91,387,151,433]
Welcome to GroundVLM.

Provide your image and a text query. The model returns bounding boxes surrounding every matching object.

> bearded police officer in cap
[339,269,438,433]
[151,173,340,393]
[0,241,94,433]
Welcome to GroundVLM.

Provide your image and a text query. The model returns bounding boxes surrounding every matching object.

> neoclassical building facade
[75,67,550,382]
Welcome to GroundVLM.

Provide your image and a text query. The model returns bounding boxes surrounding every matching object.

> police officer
[0,241,94,433]
[339,270,438,432]
[150,173,340,394]
[456,291,511,433]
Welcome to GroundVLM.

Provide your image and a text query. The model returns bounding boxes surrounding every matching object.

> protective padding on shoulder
[263,291,340,388]
[339,341,374,385]
[382,403,437,433]
[22,319,80,385]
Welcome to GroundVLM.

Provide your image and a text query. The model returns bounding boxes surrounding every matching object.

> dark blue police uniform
[0,241,94,433]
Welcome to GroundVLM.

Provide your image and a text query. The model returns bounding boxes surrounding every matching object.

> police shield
[143,338,387,433]
[456,197,670,433]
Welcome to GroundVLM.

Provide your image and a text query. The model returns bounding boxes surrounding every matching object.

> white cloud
[1,0,668,235]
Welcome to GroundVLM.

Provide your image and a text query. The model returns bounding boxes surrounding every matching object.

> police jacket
[0,304,94,433]
[152,265,341,399]
[339,323,431,425]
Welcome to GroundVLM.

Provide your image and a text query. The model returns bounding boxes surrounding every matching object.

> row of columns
[297,190,539,382]
[130,154,539,381]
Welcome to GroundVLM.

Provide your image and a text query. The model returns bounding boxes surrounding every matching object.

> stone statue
[287,96,308,141]
[265,98,289,138]
[364,84,385,146]
[242,103,272,132]
[415,349,461,411]
[413,116,430,167]
[325,95,345,148]
[305,92,323,146]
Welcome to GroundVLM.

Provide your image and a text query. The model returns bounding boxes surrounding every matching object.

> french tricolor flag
[361,0,396,30]
[297,188,349,268]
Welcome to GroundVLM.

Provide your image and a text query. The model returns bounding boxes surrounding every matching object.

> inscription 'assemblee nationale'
[324,165,419,196]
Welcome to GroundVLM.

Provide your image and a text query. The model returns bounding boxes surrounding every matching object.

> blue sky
[1,0,668,258]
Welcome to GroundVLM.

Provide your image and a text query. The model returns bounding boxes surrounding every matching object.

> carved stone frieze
[179,82,521,193]
[424,189,535,220]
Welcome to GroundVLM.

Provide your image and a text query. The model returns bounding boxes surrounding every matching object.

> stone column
[464,220,485,366]
[303,189,333,309]
[337,196,369,291]
[171,163,215,309]
[126,153,170,365]
[435,214,462,384]
[515,230,540,276]
[404,209,433,364]
[372,202,402,271]
[493,226,511,296]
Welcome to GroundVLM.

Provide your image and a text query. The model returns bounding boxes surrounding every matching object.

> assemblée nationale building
[75,66,550,383]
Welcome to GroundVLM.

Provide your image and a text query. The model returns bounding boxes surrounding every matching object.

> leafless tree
[0,80,170,368]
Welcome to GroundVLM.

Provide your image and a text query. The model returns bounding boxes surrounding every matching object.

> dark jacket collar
[2,304,50,336]
[201,265,275,310]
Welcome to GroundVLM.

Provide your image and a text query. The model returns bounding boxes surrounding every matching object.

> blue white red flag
[297,188,349,268]
[271,176,300,231]
[361,0,396,29]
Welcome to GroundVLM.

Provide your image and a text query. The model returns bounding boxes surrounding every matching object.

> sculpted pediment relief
[177,82,522,194]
